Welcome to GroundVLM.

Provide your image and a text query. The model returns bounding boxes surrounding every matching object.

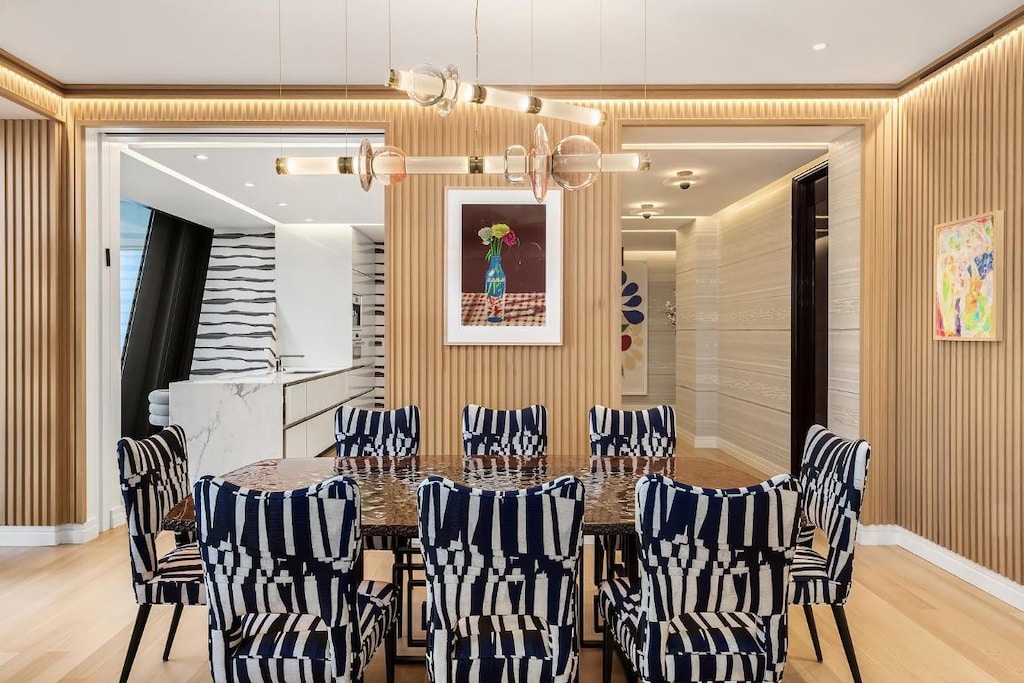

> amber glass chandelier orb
[528,124,552,204]
[371,146,408,186]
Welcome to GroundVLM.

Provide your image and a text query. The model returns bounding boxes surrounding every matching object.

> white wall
[276,224,353,369]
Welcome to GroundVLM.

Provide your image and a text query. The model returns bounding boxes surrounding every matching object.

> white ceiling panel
[0,95,46,119]
[0,1,1018,86]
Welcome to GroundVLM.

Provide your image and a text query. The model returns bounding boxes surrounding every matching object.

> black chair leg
[119,604,151,683]
[602,625,613,683]
[832,605,863,683]
[803,604,823,662]
[385,618,397,683]
[161,604,184,661]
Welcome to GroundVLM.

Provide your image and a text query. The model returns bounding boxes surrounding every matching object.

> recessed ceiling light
[193,153,209,160]
[277,202,288,207]
[304,218,314,222]
[812,43,828,51]
[243,182,255,188]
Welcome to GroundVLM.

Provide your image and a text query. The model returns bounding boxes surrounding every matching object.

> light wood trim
[0,54,64,121]
[0,120,73,525]
[897,26,1024,583]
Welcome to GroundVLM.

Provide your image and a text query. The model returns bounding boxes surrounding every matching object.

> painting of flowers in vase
[446,188,562,345]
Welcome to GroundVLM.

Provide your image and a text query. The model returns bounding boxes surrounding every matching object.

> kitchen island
[169,364,374,482]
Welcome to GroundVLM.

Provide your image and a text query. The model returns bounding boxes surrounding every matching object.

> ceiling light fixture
[812,43,828,51]
[386,65,606,127]
[193,153,209,160]
[244,182,255,187]
[277,202,288,207]
[630,203,665,220]
[663,170,701,190]
[277,124,647,204]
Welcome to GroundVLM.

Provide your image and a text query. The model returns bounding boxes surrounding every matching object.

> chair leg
[832,605,863,683]
[385,618,397,683]
[602,624,613,683]
[803,604,823,662]
[119,604,152,683]
[161,604,184,661]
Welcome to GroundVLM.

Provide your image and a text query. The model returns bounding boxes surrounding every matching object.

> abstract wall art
[934,211,1003,341]
[621,260,648,394]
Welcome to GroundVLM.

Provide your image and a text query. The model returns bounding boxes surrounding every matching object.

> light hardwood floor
[1,526,1023,682]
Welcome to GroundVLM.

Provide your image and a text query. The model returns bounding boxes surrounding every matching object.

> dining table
[164,453,762,536]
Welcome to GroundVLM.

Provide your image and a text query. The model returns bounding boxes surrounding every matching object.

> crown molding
[0,46,63,93]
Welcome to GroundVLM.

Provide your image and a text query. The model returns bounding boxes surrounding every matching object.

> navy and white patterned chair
[193,475,398,683]
[588,404,676,457]
[335,404,420,458]
[791,425,872,683]
[116,425,206,683]
[600,474,801,683]
[417,475,585,683]
[461,404,548,456]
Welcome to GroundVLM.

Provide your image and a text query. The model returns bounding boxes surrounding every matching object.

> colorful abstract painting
[621,261,648,395]
[934,211,1002,341]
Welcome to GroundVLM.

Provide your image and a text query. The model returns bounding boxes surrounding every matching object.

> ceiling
[0,1,1018,86]
[0,95,45,119]
[119,134,385,237]
[620,126,852,226]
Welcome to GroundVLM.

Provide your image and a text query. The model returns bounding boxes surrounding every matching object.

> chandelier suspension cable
[277,0,284,159]
[473,0,481,158]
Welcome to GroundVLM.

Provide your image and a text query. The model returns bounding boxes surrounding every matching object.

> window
[120,199,152,352]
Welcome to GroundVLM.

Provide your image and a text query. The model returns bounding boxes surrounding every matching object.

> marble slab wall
[190,226,276,376]
[827,129,862,439]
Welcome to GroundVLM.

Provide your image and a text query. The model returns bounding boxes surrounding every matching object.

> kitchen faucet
[275,354,305,372]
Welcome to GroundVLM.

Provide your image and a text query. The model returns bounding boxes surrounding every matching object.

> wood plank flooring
[2,528,1022,681]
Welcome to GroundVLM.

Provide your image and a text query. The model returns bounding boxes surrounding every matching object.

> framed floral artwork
[934,211,1003,341]
[445,188,563,345]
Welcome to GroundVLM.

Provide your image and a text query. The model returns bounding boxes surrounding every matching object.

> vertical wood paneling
[897,27,1024,583]
[0,119,71,525]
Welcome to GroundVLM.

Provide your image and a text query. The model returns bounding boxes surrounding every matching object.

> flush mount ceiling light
[277,123,647,204]
[193,153,209,160]
[386,64,607,127]
[663,170,701,190]
[812,43,828,51]
[630,203,665,220]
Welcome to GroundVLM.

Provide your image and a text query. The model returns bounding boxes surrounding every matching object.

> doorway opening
[791,162,829,473]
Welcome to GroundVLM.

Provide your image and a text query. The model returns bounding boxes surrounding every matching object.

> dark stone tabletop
[164,455,761,537]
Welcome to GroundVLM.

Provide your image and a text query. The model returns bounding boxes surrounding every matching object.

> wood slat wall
[0,90,903,527]
[0,120,73,525]
[896,27,1024,583]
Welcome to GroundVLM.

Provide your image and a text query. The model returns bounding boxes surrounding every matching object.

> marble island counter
[170,364,374,482]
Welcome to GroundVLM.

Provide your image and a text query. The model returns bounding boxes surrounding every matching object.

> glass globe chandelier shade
[276,124,647,203]
[387,64,607,127]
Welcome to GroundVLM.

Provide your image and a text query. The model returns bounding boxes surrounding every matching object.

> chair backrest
[193,475,363,680]
[635,474,801,681]
[799,424,872,587]
[117,425,190,585]
[417,475,585,679]
[461,403,548,455]
[588,404,676,456]
[335,404,420,457]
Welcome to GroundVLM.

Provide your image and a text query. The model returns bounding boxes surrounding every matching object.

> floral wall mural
[621,261,648,395]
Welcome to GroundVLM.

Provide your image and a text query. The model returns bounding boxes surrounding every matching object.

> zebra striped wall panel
[190,227,277,376]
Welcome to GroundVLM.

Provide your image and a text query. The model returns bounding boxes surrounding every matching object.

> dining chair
[116,425,206,683]
[335,403,422,660]
[600,473,801,683]
[335,404,420,460]
[461,403,548,456]
[587,404,678,635]
[791,425,872,683]
[588,404,677,457]
[193,475,397,683]
[417,475,586,683]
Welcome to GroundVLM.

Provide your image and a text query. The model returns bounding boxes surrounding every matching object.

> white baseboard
[0,517,99,546]
[859,524,1024,612]
[109,505,126,529]
[714,438,778,477]
[693,436,718,449]
[678,428,696,448]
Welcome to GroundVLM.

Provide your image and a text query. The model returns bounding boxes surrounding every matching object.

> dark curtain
[121,210,213,439]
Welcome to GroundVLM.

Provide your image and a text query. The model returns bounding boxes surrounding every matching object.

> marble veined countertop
[179,366,358,387]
